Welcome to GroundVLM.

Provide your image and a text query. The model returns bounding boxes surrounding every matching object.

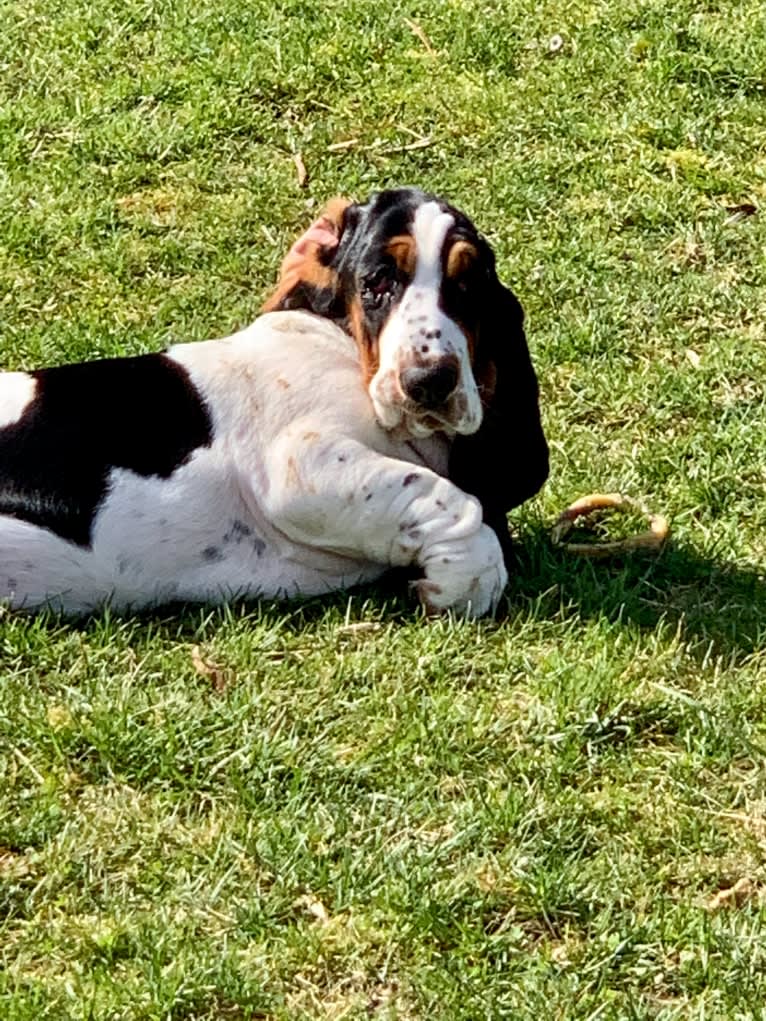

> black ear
[262,198,357,320]
[448,280,549,564]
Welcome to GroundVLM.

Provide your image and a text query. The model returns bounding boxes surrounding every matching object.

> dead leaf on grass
[706,877,758,911]
[293,893,330,925]
[404,18,438,57]
[327,138,359,152]
[337,622,382,637]
[293,152,308,188]
[0,848,31,879]
[190,645,231,692]
[116,188,185,226]
[685,348,701,369]
[550,942,574,967]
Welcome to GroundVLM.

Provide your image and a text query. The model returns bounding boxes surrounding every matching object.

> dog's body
[0,312,504,615]
[0,189,547,616]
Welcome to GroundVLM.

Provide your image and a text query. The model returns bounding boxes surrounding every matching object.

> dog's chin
[370,389,483,439]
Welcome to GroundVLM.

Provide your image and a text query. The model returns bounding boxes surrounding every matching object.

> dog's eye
[362,265,397,306]
[453,265,480,294]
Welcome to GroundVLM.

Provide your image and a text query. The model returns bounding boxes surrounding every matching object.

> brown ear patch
[322,197,352,231]
[446,240,479,280]
[444,240,482,364]
[386,234,417,277]
[262,197,351,313]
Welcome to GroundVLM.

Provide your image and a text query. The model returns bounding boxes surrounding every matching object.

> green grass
[1,0,765,1017]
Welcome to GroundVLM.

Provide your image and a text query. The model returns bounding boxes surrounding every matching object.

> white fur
[0,311,506,617]
[369,201,483,437]
[0,373,37,428]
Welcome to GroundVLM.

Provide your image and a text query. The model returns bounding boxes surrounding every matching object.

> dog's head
[264,187,549,549]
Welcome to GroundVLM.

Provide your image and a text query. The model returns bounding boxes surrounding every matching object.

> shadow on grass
[18,533,763,664]
[506,528,765,661]
[255,532,765,662]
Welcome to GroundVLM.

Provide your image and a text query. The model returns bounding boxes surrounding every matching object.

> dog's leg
[262,430,508,618]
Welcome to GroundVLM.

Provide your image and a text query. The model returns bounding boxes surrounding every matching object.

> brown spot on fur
[349,295,379,384]
[402,472,420,486]
[444,241,481,362]
[286,456,301,489]
[276,377,290,389]
[386,234,417,277]
[446,239,479,279]
[303,431,320,442]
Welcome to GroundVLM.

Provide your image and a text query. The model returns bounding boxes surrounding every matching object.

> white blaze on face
[0,373,37,429]
[410,201,454,291]
[369,201,483,437]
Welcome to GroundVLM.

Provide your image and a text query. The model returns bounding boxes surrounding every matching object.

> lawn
[1,0,765,1017]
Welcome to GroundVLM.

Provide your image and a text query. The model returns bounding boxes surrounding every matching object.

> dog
[0,188,547,616]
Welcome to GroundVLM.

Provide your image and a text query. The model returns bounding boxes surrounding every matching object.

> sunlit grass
[1,0,765,1017]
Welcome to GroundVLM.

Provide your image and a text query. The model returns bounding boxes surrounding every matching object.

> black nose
[400,359,460,409]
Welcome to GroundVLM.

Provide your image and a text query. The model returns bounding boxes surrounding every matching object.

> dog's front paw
[415,523,508,619]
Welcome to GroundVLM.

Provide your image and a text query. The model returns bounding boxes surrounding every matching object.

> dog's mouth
[402,392,469,435]
[400,407,455,438]
[369,369,480,438]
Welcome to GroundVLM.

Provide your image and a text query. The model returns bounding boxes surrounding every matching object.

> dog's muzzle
[399,356,460,410]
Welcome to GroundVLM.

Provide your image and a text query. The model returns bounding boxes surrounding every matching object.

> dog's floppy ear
[448,277,549,563]
[263,198,355,320]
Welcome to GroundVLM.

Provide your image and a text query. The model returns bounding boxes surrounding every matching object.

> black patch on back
[0,353,213,547]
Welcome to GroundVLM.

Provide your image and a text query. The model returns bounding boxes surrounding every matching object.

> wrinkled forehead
[344,191,484,270]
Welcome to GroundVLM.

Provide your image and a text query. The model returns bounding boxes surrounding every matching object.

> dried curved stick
[551,492,670,558]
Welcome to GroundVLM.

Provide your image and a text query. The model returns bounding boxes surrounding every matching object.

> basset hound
[0,187,547,617]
